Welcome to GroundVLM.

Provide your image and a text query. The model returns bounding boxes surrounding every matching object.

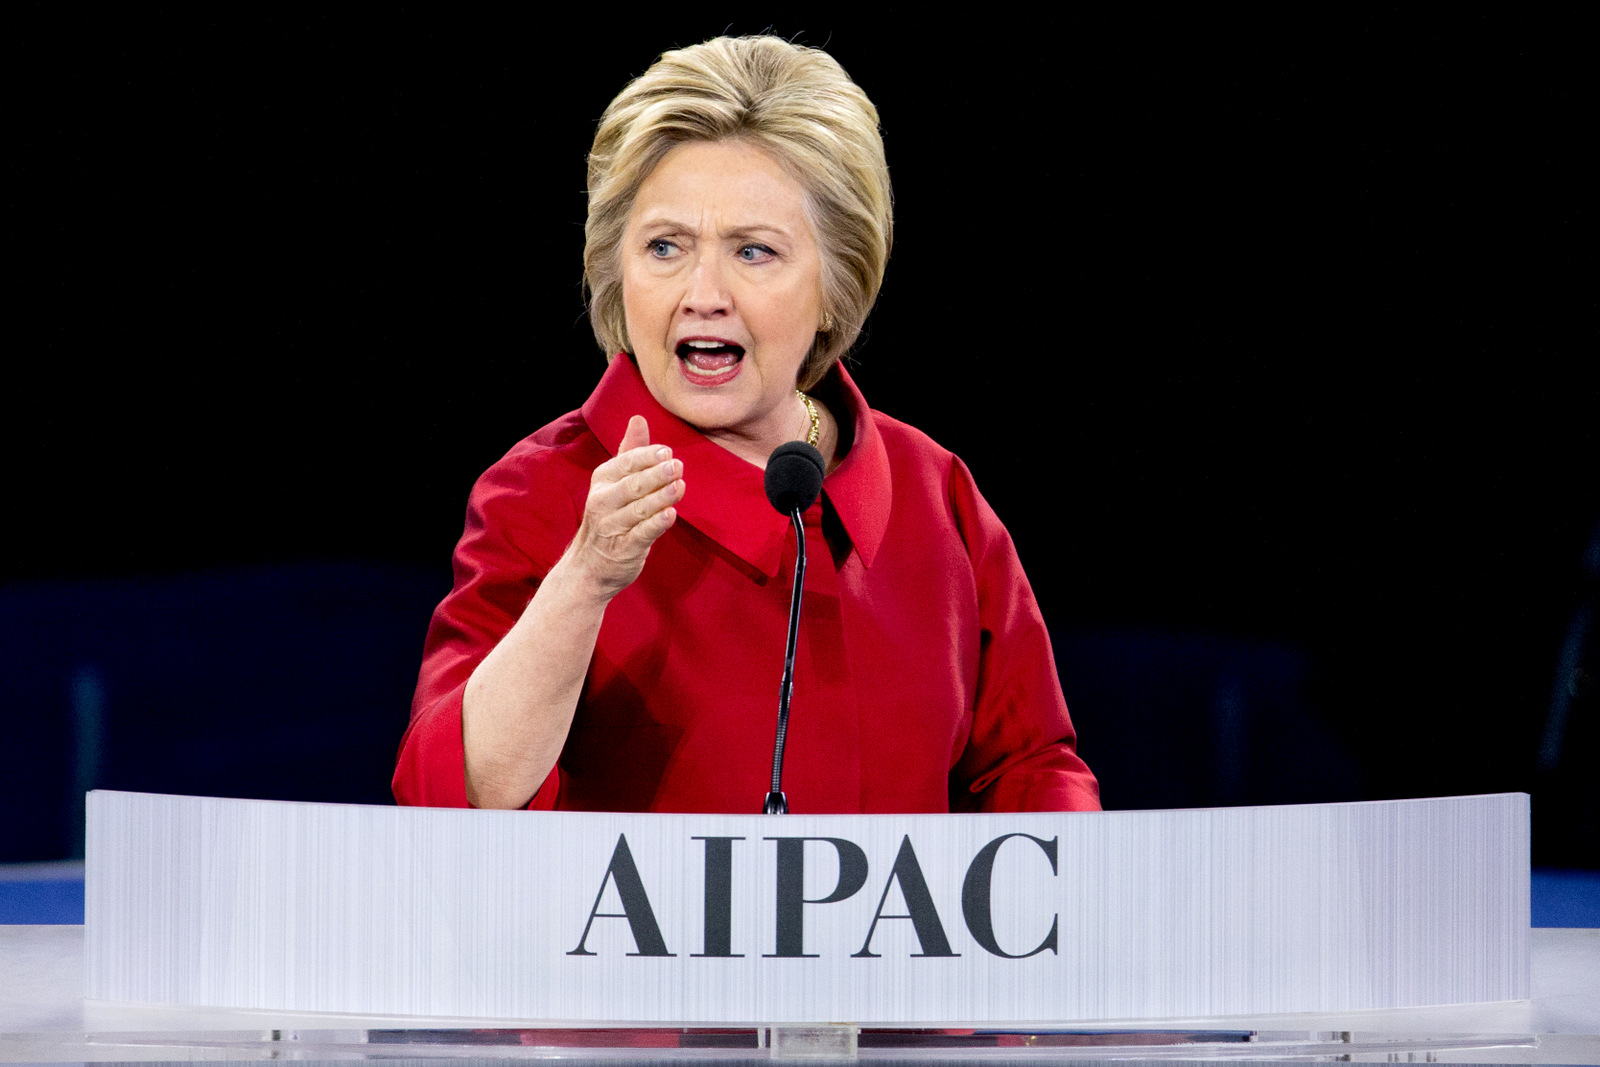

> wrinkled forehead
[627,140,817,241]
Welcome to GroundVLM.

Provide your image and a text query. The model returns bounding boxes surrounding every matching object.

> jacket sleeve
[392,444,580,809]
[946,456,1101,813]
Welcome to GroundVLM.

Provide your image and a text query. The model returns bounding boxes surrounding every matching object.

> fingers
[592,450,682,505]
[595,415,672,486]
[592,476,684,540]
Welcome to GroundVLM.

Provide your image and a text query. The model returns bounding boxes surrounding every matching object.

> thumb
[618,414,650,454]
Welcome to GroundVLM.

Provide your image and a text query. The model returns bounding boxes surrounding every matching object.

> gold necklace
[796,390,820,448]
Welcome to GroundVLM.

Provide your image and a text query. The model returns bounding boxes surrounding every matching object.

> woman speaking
[393,36,1099,814]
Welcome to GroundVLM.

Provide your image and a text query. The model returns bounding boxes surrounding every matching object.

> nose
[680,251,732,320]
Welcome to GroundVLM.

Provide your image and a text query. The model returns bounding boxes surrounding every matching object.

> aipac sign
[568,831,1060,961]
[86,792,1528,1023]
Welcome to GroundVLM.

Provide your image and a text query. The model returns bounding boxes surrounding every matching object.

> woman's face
[621,139,823,458]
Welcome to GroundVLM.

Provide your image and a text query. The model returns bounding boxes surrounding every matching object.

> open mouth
[676,338,745,380]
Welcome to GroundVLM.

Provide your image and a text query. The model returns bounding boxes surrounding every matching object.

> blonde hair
[583,36,893,390]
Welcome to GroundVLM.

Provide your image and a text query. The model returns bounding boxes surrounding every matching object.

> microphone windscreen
[764,441,825,515]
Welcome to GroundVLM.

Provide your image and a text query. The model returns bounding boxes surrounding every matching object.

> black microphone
[764,441,824,514]
[761,441,824,814]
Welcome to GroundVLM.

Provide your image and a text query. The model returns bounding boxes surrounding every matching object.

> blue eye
[739,244,775,262]
[648,239,677,258]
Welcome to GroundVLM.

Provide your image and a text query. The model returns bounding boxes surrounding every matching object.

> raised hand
[569,415,685,599]
[461,415,686,808]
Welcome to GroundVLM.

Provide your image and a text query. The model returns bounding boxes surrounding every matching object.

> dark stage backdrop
[7,12,1596,862]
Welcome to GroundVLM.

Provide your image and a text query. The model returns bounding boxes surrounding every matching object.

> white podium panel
[84,791,1528,1024]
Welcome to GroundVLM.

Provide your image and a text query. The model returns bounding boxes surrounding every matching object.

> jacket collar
[581,356,890,576]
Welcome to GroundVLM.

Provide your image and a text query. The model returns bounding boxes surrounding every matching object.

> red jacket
[393,356,1099,813]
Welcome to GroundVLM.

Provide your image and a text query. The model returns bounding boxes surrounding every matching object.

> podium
[4,789,1598,1060]
[83,790,1529,1024]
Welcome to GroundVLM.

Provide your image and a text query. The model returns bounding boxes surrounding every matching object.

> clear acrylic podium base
[35,1025,1538,1061]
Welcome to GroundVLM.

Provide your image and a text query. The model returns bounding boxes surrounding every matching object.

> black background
[7,10,1595,859]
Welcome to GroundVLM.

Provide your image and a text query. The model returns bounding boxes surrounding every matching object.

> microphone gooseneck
[762,442,825,815]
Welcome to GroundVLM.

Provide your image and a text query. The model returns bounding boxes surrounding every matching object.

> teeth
[684,339,729,349]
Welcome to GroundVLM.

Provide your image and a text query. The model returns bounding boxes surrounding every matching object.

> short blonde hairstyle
[584,36,893,390]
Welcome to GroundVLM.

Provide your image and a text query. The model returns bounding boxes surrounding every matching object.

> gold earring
[819,312,834,333]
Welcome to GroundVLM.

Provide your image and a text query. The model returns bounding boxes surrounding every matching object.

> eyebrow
[636,217,796,242]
